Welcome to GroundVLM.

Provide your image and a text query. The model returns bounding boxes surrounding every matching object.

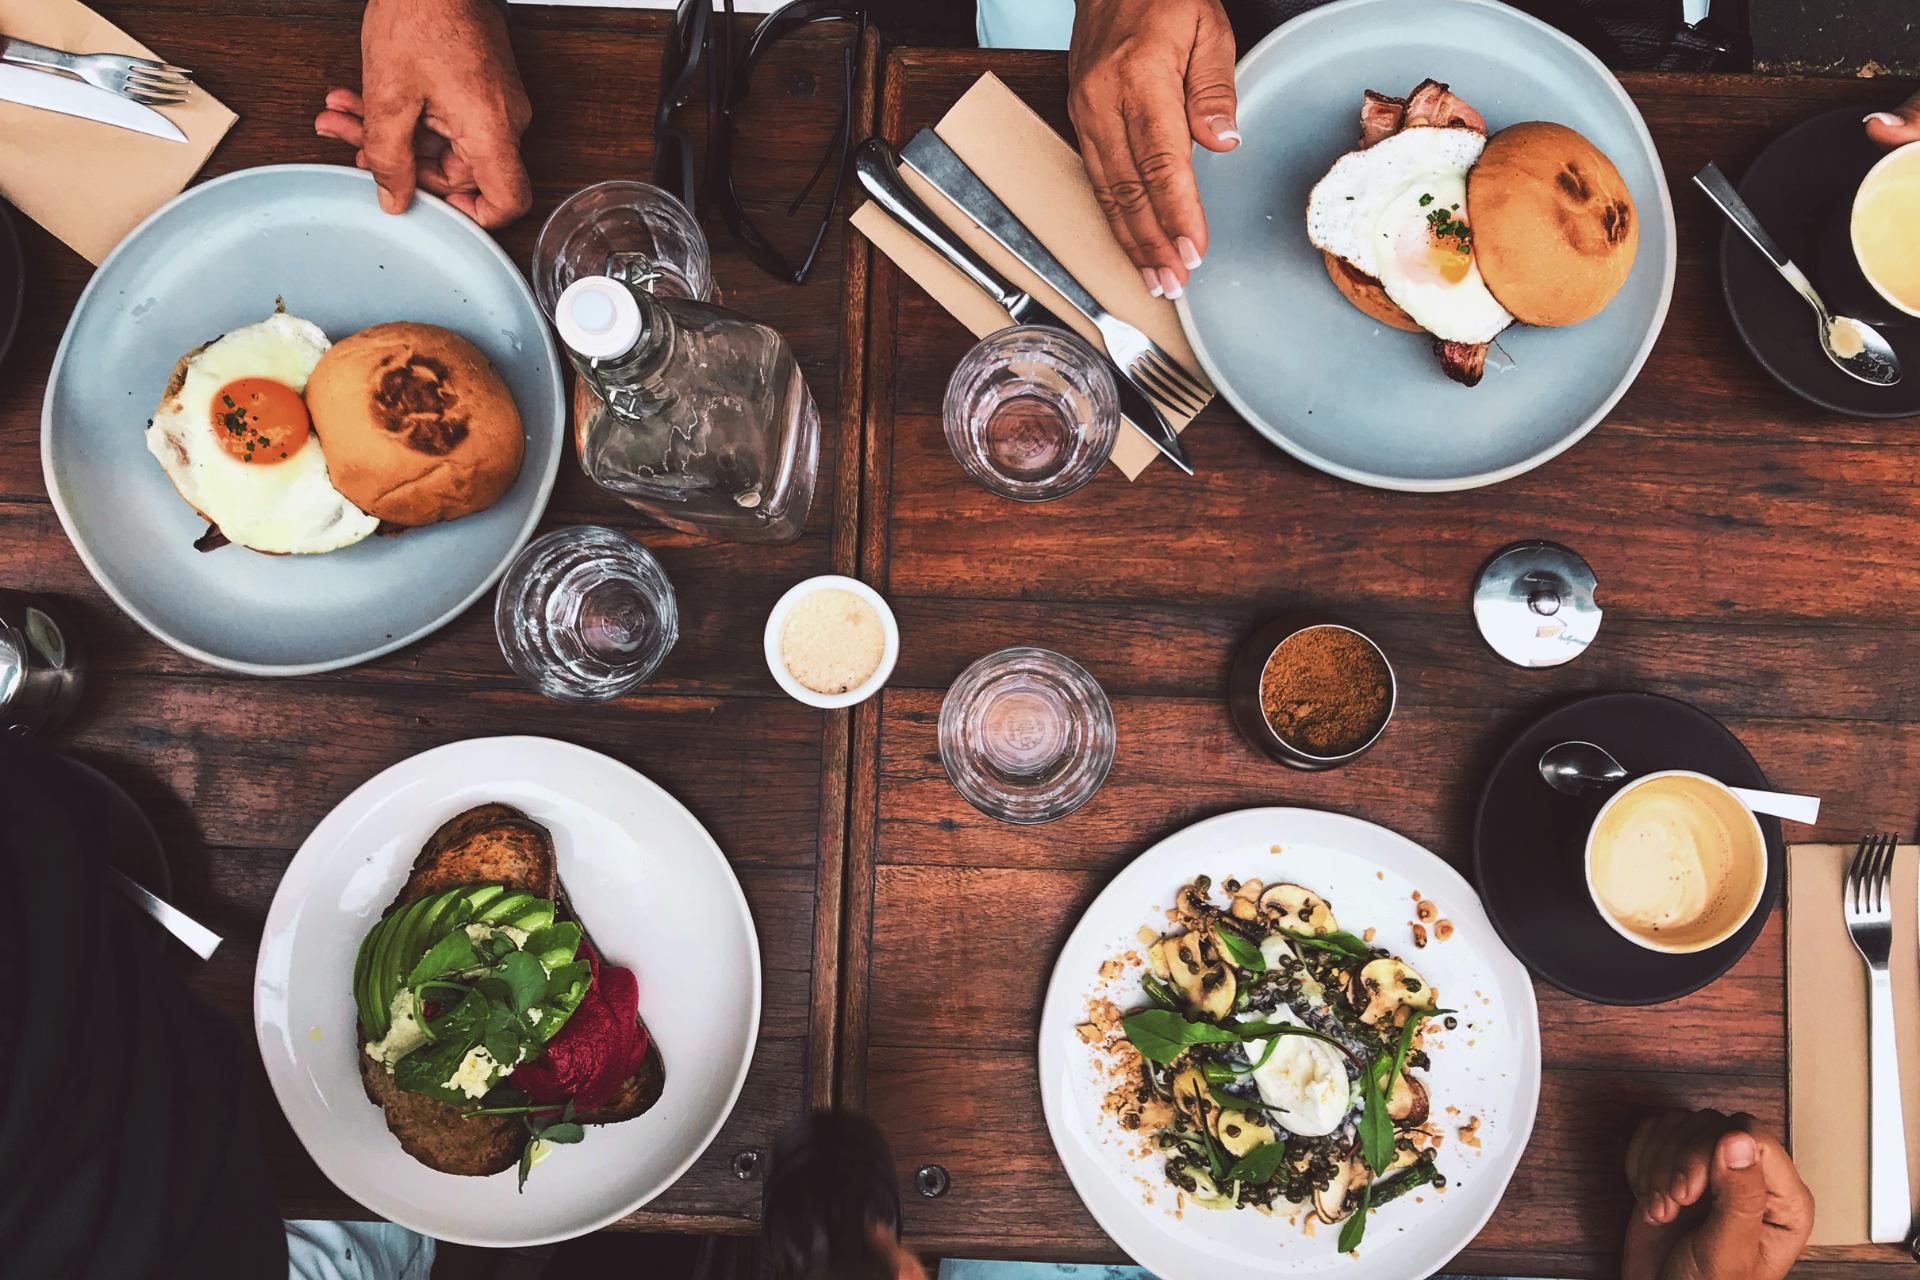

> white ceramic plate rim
[762,574,901,708]
[1038,807,1542,1280]
[253,736,762,1246]
[40,164,565,676]
[1175,0,1678,492]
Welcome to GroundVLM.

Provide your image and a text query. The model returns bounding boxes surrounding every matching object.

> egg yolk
[210,377,310,464]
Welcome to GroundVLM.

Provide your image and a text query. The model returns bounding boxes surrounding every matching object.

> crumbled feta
[363,990,428,1071]
[465,922,530,947]
[444,1046,501,1099]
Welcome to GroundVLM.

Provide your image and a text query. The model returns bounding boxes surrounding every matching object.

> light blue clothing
[940,1265,1151,1280]
[286,1221,435,1280]
[977,0,1075,50]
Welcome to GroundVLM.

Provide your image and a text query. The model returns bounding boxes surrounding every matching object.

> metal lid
[555,275,643,361]
[1473,540,1602,668]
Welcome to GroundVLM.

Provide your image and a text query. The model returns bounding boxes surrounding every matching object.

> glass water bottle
[555,275,819,544]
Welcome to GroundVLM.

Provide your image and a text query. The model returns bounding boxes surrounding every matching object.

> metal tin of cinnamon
[1228,619,1397,770]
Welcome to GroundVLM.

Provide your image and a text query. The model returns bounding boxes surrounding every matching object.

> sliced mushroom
[1167,933,1237,1018]
[1313,1151,1373,1225]
[1171,1066,1217,1137]
[1387,1073,1431,1127]
[1174,882,1213,924]
[1229,879,1265,921]
[1213,1108,1278,1158]
[1176,1163,1232,1208]
[1356,957,1436,1027]
[1260,883,1339,936]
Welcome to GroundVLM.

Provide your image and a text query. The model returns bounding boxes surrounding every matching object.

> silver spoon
[1537,740,1821,824]
[1693,164,1900,387]
[110,868,222,959]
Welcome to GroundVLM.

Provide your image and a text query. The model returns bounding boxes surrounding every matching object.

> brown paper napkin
[1787,843,1920,1246]
[0,0,235,264]
[850,72,1212,481]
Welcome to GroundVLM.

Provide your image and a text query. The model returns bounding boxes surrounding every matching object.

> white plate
[1038,808,1540,1280]
[1176,0,1676,490]
[255,737,761,1247]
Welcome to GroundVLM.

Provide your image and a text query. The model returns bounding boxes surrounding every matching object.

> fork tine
[1140,349,1211,406]
[128,70,192,90]
[1129,361,1199,415]
[127,89,190,107]
[1135,353,1207,414]
[1846,834,1871,913]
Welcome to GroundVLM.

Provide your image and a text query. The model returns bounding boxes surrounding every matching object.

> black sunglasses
[654,0,868,286]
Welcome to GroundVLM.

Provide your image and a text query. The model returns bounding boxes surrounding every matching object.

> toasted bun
[306,323,524,526]
[1322,252,1423,333]
[1467,122,1638,327]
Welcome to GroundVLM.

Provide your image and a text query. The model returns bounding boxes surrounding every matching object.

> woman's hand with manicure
[1865,89,1920,148]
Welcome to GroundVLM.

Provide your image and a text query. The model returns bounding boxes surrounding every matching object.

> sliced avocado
[464,883,507,916]
[477,890,535,925]
[372,896,439,1036]
[417,887,472,956]
[507,897,555,934]
[352,915,391,1037]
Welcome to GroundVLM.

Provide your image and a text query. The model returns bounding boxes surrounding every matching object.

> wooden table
[841,49,1920,1278]
[4,1,873,1234]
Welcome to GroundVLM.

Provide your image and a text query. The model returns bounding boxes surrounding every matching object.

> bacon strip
[1357,90,1406,148]
[1400,78,1487,134]
[1434,338,1489,387]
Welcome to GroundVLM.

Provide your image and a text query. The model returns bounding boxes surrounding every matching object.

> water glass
[938,647,1115,824]
[495,526,679,702]
[533,181,713,316]
[942,326,1119,502]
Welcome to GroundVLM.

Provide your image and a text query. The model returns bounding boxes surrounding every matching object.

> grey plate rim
[39,164,564,677]
[1175,0,1678,492]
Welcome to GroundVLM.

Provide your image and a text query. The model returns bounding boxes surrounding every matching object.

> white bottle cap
[556,276,643,361]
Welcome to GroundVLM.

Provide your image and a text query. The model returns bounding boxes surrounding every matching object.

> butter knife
[853,138,1193,475]
[0,63,184,142]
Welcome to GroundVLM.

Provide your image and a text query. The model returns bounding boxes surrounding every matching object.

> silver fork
[0,37,192,107]
[1844,832,1910,1242]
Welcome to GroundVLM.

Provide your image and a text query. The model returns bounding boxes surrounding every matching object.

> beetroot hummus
[510,940,649,1111]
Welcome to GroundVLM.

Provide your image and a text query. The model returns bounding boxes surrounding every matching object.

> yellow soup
[1853,142,1920,314]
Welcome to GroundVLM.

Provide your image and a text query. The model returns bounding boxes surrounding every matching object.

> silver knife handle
[904,128,1109,326]
[1867,967,1911,1241]
[854,138,1027,315]
[0,38,78,76]
[1693,163,1790,269]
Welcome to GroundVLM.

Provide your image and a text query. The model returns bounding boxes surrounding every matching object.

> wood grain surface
[844,48,1920,1276]
[9,3,873,1232]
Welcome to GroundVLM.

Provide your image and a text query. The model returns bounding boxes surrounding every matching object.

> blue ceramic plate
[42,165,564,675]
[1177,0,1676,491]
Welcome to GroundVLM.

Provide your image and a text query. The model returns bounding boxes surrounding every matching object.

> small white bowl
[763,575,899,709]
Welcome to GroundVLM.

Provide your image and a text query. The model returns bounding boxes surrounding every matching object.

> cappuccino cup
[1853,141,1920,319]
[1584,770,1768,954]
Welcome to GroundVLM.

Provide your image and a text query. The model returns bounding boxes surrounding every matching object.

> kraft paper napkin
[1787,843,1920,1246]
[850,72,1213,481]
[0,0,234,264]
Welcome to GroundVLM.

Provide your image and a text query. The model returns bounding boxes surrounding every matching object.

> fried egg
[1306,126,1514,344]
[146,311,379,555]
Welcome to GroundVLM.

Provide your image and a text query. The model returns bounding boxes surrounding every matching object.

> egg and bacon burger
[145,308,523,554]
[1306,79,1639,386]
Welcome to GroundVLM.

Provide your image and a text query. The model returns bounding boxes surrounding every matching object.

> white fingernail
[1163,276,1185,301]
[1140,267,1163,297]
[1865,112,1904,126]
[1208,115,1242,146]
[1176,236,1203,270]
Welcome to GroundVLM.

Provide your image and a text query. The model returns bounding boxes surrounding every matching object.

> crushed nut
[1434,919,1455,942]
[1411,923,1429,948]
[1416,899,1438,922]
[1077,1022,1102,1044]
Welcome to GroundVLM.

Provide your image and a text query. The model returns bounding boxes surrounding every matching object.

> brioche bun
[1321,251,1423,332]
[306,323,523,526]
[1467,121,1638,327]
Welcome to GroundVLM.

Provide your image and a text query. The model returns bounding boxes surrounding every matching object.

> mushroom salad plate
[1038,809,1540,1280]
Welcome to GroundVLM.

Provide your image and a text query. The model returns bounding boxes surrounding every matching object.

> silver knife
[853,138,1194,475]
[0,63,185,142]
[110,868,222,959]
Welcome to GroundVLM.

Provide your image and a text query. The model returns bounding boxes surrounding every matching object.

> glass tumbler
[938,647,1115,824]
[533,181,714,315]
[495,525,679,702]
[942,325,1119,502]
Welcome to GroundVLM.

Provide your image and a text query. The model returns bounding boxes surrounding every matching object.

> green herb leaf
[1338,1185,1371,1253]
[524,922,582,969]
[394,1032,480,1104]
[539,1121,585,1145]
[1214,928,1267,973]
[1224,1139,1290,1186]
[482,1003,526,1069]
[494,950,549,1016]
[408,930,478,986]
[1357,1053,1398,1175]
[516,1141,536,1193]
[1120,1009,1243,1065]
[1278,928,1372,960]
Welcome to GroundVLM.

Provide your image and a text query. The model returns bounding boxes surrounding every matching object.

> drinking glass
[533,181,713,316]
[938,647,1115,824]
[942,326,1119,502]
[495,526,679,701]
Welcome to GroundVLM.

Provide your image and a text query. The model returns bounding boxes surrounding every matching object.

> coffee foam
[1589,775,1763,949]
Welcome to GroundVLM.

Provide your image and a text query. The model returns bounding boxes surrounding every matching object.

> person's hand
[1621,1110,1814,1280]
[315,0,533,229]
[1067,0,1238,300]
[869,1223,928,1280]
[1865,89,1920,149]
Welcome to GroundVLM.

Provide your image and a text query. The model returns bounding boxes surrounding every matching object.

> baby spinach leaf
[1279,928,1373,960]
[1338,1185,1372,1253]
[494,950,549,1017]
[394,1034,478,1104]
[1214,928,1267,973]
[482,1003,526,1069]
[1119,1009,1242,1065]
[1357,1054,1397,1175]
[1224,1140,1290,1187]
[408,931,479,986]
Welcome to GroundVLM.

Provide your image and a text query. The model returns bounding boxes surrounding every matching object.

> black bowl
[1471,691,1785,1005]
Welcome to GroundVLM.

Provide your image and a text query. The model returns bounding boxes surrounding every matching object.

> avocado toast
[353,803,665,1182]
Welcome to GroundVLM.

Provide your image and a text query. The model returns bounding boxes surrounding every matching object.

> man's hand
[1865,89,1920,148]
[1068,0,1238,300]
[1621,1110,1814,1280]
[315,0,533,229]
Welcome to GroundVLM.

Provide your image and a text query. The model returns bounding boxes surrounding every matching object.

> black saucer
[1719,108,1920,419]
[0,199,19,370]
[1471,692,1786,1005]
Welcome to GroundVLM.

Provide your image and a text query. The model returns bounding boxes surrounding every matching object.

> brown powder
[1258,626,1391,756]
